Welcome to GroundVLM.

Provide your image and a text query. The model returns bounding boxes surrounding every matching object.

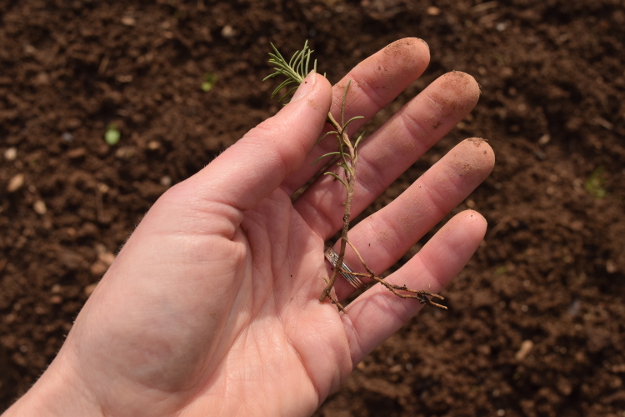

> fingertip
[460,209,488,236]
[283,72,332,155]
[433,209,488,262]
[447,70,480,94]
[345,38,430,107]
[310,72,333,116]
[290,71,332,110]
[417,37,430,53]
[313,72,333,94]
[437,71,481,111]
[381,37,431,77]
[458,137,496,176]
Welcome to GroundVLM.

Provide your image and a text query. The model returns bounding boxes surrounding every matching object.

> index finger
[282,37,430,194]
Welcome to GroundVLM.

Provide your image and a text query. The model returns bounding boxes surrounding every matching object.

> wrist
[2,349,102,417]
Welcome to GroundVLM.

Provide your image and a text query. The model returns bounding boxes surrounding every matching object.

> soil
[1,0,624,415]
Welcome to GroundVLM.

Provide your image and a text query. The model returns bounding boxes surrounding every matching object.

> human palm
[4,38,494,417]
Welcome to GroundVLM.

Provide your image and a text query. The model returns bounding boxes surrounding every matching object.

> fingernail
[291,71,316,102]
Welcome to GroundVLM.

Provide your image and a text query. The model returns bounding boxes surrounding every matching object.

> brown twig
[344,239,447,309]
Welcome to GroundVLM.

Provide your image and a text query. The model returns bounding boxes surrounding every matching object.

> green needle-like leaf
[344,116,365,129]
[341,80,352,126]
[337,162,354,177]
[353,132,365,149]
[315,130,339,145]
[312,151,342,165]
[324,172,348,189]
[265,41,317,103]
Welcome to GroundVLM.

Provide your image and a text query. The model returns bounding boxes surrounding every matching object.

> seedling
[584,166,607,198]
[104,124,121,146]
[265,42,446,311]
[201,72,217,92]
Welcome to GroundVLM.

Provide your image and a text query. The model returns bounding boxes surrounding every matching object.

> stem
[319,116,357,305]
[318,105,447,311]
[343,239,447,309]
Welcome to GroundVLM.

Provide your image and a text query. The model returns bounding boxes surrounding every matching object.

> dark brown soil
[1,1,624,415]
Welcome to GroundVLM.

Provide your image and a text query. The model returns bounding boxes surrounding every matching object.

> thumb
[184,72,332,212]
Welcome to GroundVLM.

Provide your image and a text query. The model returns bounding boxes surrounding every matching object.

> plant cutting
[265,41,446,312]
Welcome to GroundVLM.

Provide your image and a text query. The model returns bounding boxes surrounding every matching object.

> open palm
[4,39,494,417]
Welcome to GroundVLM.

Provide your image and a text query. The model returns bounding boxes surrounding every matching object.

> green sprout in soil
[495,266,508,275]
[201,72,217,92]
[265,41,446,312]
[584,166,607,199]
[104,123,121,146]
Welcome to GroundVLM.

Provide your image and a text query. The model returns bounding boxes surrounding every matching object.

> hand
[4,38,494,417]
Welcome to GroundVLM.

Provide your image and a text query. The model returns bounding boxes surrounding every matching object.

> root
[321,238,447,311]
